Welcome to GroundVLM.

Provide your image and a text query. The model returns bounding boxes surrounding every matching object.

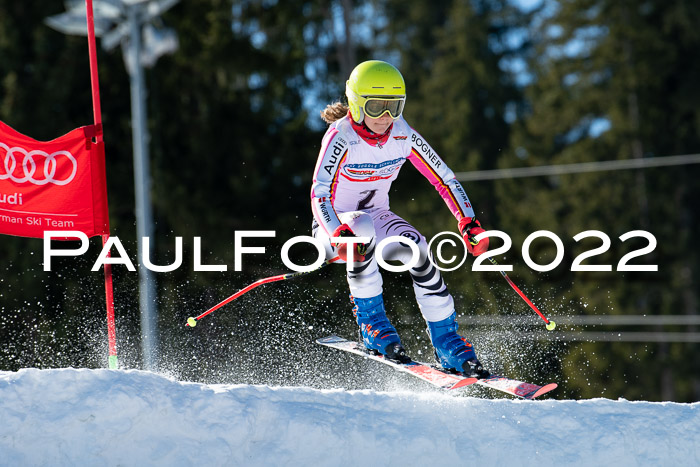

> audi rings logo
[0,143,78,185]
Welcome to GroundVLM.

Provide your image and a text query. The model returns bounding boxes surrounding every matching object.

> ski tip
[529,383,558,399]
[449,377,479,390]
[316,335,345,345]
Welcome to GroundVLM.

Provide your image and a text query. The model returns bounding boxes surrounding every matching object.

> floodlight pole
[126,5,158,371]
[47,0,180,371]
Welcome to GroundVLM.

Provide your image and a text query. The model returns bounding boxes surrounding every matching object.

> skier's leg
[374,211,488,377]
[372,211,453,320]
[313,210,383,298]
[313,212,405,360]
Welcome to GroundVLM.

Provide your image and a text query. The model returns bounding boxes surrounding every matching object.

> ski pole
[469,238,556,330]
[186,256,340,327]
[487,257,556,330]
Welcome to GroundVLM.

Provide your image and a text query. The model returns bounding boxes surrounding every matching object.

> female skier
[311,60,490,378]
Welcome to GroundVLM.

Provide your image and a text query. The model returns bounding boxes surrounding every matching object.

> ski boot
[427,312,489,379]
[351,294,409,363]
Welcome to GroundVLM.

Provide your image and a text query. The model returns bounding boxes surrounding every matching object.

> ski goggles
[362,96,406,119]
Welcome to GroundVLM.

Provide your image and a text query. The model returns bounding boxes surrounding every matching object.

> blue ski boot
[427,312,489,379]
[351,294,409,362]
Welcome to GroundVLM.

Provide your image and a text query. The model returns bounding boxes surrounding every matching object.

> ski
[317,335,558,399]
[316,335,477,391]
[474,375,558,400]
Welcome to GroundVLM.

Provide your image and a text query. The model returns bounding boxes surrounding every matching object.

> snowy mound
[1,369,698,465]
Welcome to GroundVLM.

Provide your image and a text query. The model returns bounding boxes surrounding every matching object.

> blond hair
[320,102,349,124]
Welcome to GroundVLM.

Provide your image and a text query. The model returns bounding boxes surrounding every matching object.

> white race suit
[311,115,477,322]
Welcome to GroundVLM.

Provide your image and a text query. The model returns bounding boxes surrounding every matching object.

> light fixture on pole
[46,0,179,371]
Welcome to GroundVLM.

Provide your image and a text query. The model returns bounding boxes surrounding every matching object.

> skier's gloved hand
[331,224,367,262]
[458,217,489,256]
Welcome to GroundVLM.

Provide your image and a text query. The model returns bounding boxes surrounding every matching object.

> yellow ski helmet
[345,60,406,123]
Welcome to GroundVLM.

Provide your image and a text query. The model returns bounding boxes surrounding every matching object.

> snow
[1,368,698,466]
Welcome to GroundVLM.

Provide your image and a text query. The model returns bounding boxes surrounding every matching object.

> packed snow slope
[1,369,698,466]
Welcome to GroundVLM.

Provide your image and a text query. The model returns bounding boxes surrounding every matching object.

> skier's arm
[407,129,489,255]
[407,129,476,222]
[310,127,348,236]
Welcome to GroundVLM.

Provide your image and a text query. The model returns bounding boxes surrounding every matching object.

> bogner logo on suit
[411,133,442,169]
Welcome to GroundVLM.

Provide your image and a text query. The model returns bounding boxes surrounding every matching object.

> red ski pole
[186,257,339,327]
[488,257,556,330]
[469,238,555,330]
